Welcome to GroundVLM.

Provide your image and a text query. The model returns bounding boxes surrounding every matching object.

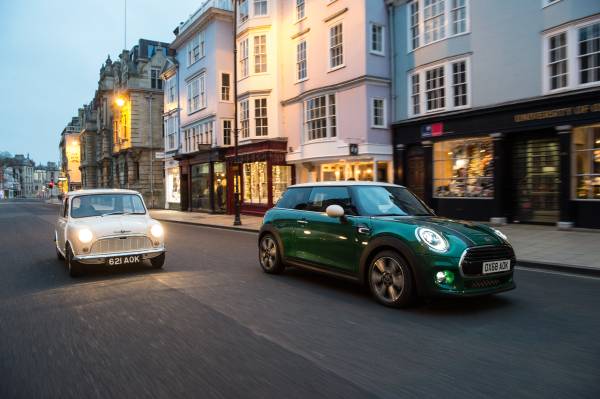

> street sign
[155,152,165,160]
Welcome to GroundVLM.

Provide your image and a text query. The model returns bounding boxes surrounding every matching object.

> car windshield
[352,186,433,217]
[70,194,146,218]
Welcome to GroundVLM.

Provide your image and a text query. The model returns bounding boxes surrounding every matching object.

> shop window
[243,162,268,204]
[166,167,180,203]
[272,165,292,203]
[433,138,494,198]
[191,163,211,210]
[573,124,600,199]
[214,162,227,212]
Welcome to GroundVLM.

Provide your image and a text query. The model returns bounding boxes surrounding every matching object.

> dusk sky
[0,0,201,165]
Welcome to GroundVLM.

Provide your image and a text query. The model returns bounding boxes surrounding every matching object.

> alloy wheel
[370,256,405,303]
[260,236,277,270]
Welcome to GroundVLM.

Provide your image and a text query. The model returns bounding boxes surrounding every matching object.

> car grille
[465,278,506,289]
[460,245,516,277]
[90,236,153,255]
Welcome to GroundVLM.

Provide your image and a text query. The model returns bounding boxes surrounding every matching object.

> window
[167,77,176,103]
[254,98,268,136]
[187,31,205,66]
[307,186,354,213]
[579,22,600,85]
[297,40,307,81]
[433,138,494,198]
[240,38,249,78]
[186,74,206,113]
[151,68,162,89]
[329,23,343,69]
[573,124,600,199]
[372,98,386,128]
[296,0,305,21]
[254,34,267,73]
[352,186,432,216]
[165,115,178,150]
[548,32,568,90]
[223,119,232,146]
[272,166,292,203]
[425,66,445,111]
[451,0,467,35]
[254,0,267,16]
[221,73,231,101]
[410,58,469,115]
[305,94,336,141]
[408,0,469,50]
[239,0,248,23]
[370,24,384,55]
[240,99,249,138]
[452,60,467,106]
[276,187,311,210]
[243,161,267,204]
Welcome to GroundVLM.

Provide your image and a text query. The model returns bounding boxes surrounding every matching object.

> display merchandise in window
[272,165,292,203]
[433,138,494,198]
[166,167,180,204]
[573,124,600,199]
[243,162,268,204]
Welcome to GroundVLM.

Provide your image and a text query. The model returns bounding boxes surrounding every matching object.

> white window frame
[239,38,249,78]
[186,73,206,114]
[220,72,232,102]
[253,34,267,74]
[369,23,385,56]
[296,39,308,82]
[165,115,178,151]
[222,119,233,146]
[406,0,470,52]
[187,30,205,67]
[328,22,344,71]
[254,98,268,137]
[239,0,249,23]
[371,98,387,128]
[304,93,337,142]
[542,17,600,94]
[407,56,471,118]
[240,99,250,138]
[253,0,268,17]
[296,0,306,22]
[167,76,176,104]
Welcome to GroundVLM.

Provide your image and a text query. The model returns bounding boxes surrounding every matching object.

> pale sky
[0,0,201,165]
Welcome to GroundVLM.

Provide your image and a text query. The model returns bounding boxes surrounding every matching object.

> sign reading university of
[514,102,600,123]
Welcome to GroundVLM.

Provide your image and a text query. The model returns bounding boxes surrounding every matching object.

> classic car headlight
[493,228,508,241]
[78,228,93,244]
[416,227,449,253]
[151,223,164,238]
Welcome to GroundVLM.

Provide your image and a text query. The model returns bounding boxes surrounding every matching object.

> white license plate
[107,255,141,266]
[482,259,511,274]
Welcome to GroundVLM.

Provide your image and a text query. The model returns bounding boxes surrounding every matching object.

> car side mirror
[325,204,345,218]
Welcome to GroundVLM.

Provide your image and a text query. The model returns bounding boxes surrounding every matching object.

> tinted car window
[276,187,312,210]
[352,186,432,216]
[306,186,357,214]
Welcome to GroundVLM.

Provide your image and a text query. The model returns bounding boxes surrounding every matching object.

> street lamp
[115,96,126,107]
[232,0,242,226]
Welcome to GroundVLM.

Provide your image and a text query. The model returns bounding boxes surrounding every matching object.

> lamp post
[145,93,155,209]
[232,0,242,226]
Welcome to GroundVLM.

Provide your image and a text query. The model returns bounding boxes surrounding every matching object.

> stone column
[556,125,573,230]
[490,133,506,225]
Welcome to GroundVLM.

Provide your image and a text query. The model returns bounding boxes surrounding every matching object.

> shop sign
[155,152,165,159]
[514,102,600,123]
[421,123,444,138]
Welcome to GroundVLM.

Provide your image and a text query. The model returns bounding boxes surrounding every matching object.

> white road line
[516,266,600,280]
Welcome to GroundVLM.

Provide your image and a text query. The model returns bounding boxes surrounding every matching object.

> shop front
[164,159,181,210]
[177,149,227,213]
[392,89,600,229]
[225,140,293,216]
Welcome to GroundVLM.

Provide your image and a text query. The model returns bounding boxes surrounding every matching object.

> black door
[407,146,425,200]
[512,137,560,224]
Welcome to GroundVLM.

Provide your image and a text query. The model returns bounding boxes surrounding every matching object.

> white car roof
[67,188,142,196]
[289,181,405,188]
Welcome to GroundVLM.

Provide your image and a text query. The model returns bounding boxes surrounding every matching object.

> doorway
[406,146,425,200]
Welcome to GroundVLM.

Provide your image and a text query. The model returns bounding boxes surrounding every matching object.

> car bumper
[430,279,516,297]
[73,248,165,264]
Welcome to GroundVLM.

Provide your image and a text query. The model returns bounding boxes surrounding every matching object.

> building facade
[94,56,117,189]
[79,102,98,188]
[282,0,393,185]
[165,0,234,213]
[59,117,82,192]
[390,0,600,229]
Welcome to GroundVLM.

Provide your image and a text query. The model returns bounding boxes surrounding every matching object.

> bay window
[254,98,268,136]
[408,0,469,50]
[254,34,267,73]
[240,99,249,138]
[240,38,249,78]
[186,74,206,113]
[305,94,336,141]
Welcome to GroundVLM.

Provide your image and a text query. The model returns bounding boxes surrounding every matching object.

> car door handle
[297,219,308,225]
[357,226,371,234]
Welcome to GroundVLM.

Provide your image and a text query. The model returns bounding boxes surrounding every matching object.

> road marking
[515,266,600,280]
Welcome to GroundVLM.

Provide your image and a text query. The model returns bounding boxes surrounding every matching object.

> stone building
[79,102,98,188]
[94,56,117,188]
[59,116,82,192]
[111,39,172,208]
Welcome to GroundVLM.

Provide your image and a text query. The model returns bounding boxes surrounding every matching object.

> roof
[67,188,142,196]
[289,181,404,188]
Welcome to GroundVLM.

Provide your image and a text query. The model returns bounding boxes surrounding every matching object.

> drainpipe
[386,1,397,124]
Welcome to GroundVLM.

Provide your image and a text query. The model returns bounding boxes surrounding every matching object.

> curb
[517,260,600,278]
[155,218,260,233]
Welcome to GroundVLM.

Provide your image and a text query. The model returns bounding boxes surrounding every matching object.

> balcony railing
[178,0,232,35]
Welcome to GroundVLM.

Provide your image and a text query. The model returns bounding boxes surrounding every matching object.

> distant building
[94,55,117,189]
[12,154,35,197]
[59,116,82,192]
[79,102,98,189]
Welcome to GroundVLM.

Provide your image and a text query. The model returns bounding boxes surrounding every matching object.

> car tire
[367,250,415,308]
[150,253,165,269]
[258,234,284,274]
[65,244,82,277]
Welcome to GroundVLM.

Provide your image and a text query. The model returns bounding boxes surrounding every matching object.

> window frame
[186,73,207,114]
[295,0,306,22]
[571,124,600,201]
[253,0,268,17]
[240,99,250,139]
[371,98,387,128]
[253,34,268,74]
[304,93,337,142]
[296,39,308,82]
[254,97,268,137]
[222,119,233,146]
[220,72,232,102]
[369,23,385,56]
[328,22,344,71]
[239,37,249,78]
[187,30,205,67]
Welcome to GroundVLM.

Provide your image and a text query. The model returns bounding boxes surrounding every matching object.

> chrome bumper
[74,248,165,263]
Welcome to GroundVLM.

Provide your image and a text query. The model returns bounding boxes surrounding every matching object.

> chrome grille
[90,236,153,255]
[460,245,516,277]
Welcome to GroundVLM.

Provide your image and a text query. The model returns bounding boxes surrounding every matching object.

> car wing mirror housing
[325,204,345,219]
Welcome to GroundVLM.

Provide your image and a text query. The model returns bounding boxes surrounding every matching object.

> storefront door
[407,146,425,199]
[512,137,560,224]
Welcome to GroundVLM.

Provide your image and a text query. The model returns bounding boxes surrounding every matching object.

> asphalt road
[1,200,599,399]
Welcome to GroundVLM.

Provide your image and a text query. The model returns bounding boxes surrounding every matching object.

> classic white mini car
[55,189,166,277]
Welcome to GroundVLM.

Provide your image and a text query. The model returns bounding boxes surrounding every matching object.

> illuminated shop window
[243,162,268,204]
[573,124,600,199]
[433,138,494,198]
[272,165,292,203]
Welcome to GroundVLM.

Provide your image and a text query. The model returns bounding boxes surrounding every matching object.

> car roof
[289,181,405,188]
[66,188,142,196]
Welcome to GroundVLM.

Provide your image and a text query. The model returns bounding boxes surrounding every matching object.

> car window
[306,186,357,215]
[276,187,312,210]
[352,186,433,216]
[71,194,146,218]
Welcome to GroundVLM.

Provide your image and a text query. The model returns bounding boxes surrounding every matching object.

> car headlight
[78,228,93,244]
[151,223,164,238]
[416,227,449,253]
[493,228,508,241]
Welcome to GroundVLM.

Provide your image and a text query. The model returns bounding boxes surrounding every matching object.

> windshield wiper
[101,211,131,217]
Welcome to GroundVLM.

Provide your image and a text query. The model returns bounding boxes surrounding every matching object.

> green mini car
[258,182,515,308]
